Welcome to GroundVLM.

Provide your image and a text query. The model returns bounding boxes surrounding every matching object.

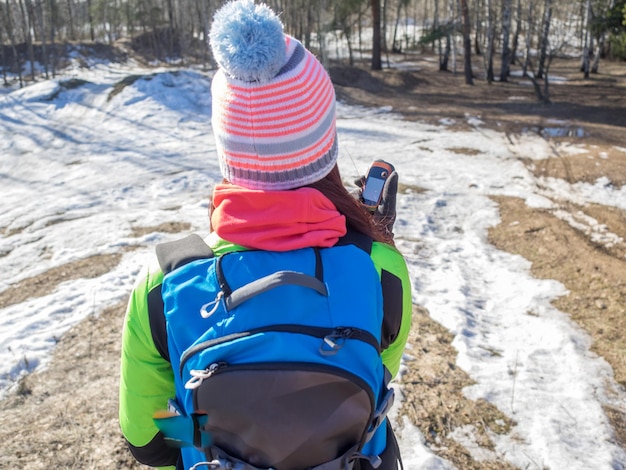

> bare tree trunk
[441,29,451,71]
[542,50,553,104]
[108,0,119,44]
[474,0,482,54]
[434,0,441,57]
[484,0,495,82]
[523,67,548,103]
[591,33,604,73]
[167,0,176,57]
[391,0,403,52]
[147,0,160,59]
[405,0,411,50]
[578,0,585,49]
[379,0,389,52]
[66,0,75,40]
[358,5,364,61]
[0,4,8,86]
[439,0,452,71]
[510,0,522,64]
[316,0,328,68]
[305,1,315,50]
[113,0,123,42]
[450,0,458,75]
[515,51,549,104]
[18,0,36,81]
[35,0,49,79]
[581,0,591,78]
[422,0,429,48]
[86,0,95,41]
[124,0,133,38]
[522,0,534,76]
[460,0,473,84]
[346,31,354,65]
[4,0,23,87]
[371,0,382,69]
[47,0,57,77]
[197,0,211,65]
[500,0,512,81]
[536,0,551,79]
[516,1,561,105]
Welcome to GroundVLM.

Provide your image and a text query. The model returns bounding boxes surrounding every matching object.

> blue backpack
[153,234,398,470]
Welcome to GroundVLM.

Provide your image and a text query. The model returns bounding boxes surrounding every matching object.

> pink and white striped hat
[209,0,337,191]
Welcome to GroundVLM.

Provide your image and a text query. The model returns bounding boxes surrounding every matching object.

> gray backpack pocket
[192,363,375,470]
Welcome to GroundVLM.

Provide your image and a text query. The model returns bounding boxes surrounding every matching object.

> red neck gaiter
[210,184,347,251]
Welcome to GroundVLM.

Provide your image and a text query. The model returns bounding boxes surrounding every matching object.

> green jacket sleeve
[119,256,177,469]
[370,242,412,379]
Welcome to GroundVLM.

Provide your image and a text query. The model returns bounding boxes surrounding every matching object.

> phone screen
[362,176,385,205]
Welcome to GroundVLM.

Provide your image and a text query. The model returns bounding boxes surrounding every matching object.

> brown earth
[0,54,625,469]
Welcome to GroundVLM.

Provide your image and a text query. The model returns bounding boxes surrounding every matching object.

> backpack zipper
[179,325,380,377]
[185,360,375,408]
[215,255,232,296]
[184,361,228,389]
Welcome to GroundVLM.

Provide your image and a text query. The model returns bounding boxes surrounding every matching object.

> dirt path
[0,54,624,469]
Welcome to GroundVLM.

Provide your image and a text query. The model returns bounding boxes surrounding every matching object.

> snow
[1,63,626,469]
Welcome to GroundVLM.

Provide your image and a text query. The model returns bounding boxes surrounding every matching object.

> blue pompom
[209,0,286,83]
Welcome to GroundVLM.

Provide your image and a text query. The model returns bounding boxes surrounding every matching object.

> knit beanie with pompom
[209,0,338,191]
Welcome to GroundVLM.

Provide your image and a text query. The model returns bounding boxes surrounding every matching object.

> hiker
[118,1,412,469]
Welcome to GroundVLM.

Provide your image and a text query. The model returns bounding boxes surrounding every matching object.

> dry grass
[0,301,144,469]
[0,254,122,310]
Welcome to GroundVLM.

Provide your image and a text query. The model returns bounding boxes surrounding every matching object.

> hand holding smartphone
[361,160,396,210]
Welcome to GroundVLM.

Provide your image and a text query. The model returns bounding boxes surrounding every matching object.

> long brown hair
[306,165,394,245]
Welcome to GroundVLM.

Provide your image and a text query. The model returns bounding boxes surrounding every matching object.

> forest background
[1,0,626,91]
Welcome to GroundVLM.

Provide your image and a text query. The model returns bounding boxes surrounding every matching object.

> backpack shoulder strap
[335,229,373,254]
[155,233,214,274]
[149,234,214,362]
[335,230,402,351]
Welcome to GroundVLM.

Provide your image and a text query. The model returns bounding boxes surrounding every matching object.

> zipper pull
[320,327,353,356]
[200,291,224,318]
[185,362,225,389]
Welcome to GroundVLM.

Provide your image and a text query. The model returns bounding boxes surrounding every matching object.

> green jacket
[119,233,412,469]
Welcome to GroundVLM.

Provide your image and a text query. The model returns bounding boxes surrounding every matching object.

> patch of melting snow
[449,425,499,462]
[552,209,624,249]
[595,176,614,188]
[549,75,568,83]
[465,114,484,127]
[558,143,589,155]
[376,105,394,114]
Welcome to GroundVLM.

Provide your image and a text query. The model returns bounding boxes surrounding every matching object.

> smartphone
[361,160,395,210]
